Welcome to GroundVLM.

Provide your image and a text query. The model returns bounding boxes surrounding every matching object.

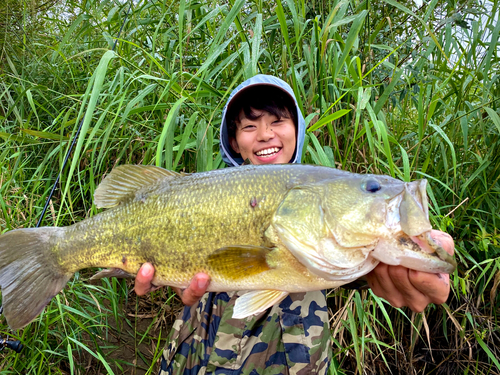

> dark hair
[226,85,298,145]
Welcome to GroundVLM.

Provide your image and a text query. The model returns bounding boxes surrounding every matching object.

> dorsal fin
[94,165,181,208]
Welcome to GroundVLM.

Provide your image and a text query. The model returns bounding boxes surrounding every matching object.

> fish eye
[363,179,382,193]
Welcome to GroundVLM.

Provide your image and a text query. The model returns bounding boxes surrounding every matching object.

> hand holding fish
[135,264,210,306]
[366,230,454,312]
[135,230,454,311]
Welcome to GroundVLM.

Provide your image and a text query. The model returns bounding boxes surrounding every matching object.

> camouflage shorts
[158,290,331,375]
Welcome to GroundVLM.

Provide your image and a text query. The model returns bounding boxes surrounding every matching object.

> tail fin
[0,227,73,330]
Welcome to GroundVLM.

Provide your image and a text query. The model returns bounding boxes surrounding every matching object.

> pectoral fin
[207,246,273,280]
[233,290,289,319]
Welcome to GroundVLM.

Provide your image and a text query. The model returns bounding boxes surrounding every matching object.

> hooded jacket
[159,75,331,375]
[219,74,306,166]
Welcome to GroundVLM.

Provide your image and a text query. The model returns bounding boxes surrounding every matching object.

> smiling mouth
[255,147,281,157]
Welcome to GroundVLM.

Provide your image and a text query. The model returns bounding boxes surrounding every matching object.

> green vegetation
[0,0,499,373]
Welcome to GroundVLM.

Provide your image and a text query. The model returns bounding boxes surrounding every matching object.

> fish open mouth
[370,232,456,274]
[399,180,432,236]
[371,180,457,274]
[411,232,456,270]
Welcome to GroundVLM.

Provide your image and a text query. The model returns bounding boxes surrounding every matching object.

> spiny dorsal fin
[94,164,182,208]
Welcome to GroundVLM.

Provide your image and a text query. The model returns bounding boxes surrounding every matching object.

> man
[136,75,454,374]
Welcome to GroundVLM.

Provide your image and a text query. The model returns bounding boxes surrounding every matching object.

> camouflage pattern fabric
[159,290,331,375]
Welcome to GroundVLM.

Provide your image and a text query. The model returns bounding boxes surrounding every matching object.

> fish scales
[0,164,456,329]
[55,165,327,285]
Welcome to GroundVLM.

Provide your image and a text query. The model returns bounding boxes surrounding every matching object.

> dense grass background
[0,0,499,373]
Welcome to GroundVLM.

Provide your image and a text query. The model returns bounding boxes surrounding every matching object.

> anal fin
[233,290,289,319]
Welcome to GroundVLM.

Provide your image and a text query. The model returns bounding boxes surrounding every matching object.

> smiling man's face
[230,108,296,165]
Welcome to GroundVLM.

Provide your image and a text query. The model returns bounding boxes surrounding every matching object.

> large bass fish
[0,164,456,330]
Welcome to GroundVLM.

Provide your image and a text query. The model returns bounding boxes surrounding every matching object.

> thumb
[134,263,155,296]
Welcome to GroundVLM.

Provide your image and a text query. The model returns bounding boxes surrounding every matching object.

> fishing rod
[36,1,131,228]
[0,2,132,353]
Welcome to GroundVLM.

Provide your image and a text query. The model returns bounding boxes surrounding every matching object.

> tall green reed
[0,0,499,373]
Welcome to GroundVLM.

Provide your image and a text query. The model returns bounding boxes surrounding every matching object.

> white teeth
[256,147,280,156]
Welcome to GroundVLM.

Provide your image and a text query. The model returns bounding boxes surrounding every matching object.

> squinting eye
[363,179,382,193]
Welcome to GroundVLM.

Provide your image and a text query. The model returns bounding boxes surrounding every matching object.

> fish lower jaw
[370,237,456,274]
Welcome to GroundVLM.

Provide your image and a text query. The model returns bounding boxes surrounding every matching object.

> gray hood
[219,74,306,167]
